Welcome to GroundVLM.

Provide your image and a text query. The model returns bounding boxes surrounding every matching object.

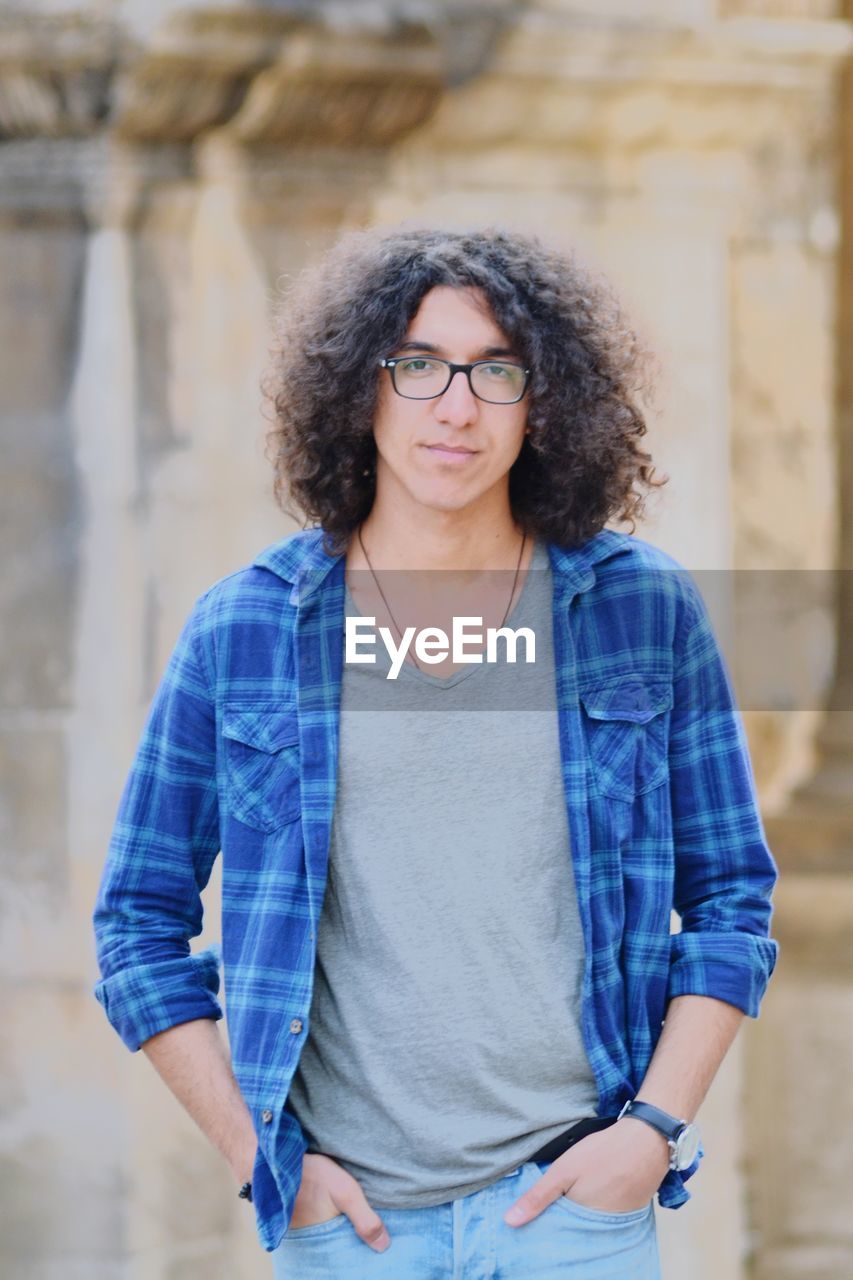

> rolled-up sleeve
[92,593,223,1051]
[666,583,780,1018]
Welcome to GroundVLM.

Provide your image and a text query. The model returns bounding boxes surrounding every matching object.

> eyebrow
[394,340,519,360]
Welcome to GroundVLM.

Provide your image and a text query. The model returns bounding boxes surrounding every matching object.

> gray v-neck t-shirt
[286,540,600,1208]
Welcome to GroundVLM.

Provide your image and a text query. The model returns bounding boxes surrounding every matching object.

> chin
[409,483,481,514]
[379,458,496,515]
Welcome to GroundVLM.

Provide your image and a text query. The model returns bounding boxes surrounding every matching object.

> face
[371,286,529,522]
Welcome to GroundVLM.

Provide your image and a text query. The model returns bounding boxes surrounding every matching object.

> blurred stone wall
[1,2,851,1277]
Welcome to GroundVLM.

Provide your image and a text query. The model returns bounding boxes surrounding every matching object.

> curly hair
[262,225,665,555]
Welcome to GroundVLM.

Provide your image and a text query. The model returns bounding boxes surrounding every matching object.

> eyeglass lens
[392,357,526,403]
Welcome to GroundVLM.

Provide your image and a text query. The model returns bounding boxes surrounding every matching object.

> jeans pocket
[285,1213,350,1239]
[553,1194,653,1225]
[528,1160,652,1226]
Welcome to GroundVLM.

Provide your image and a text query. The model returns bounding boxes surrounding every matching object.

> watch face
[675,1125,701,1170]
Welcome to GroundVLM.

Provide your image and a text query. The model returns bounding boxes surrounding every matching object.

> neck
[355,491,526,573]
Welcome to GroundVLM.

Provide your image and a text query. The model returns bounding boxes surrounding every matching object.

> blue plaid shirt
[92,527,779,1252]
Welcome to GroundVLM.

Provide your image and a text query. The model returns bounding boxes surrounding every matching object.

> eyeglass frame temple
[378,356,531,402]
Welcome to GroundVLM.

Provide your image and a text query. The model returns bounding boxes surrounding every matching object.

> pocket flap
[580,680,672,724]
[222,705,300,753]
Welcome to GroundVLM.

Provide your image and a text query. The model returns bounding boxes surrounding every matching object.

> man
[93,227,779,1278]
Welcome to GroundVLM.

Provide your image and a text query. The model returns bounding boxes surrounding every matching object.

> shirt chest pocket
[579,680,673,803]
[221,704,302,832]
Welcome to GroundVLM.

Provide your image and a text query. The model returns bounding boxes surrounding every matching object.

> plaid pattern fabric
[92,527,779,1252]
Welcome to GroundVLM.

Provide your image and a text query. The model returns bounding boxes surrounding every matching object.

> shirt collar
[252,525,633,604]
[546,529,633,597]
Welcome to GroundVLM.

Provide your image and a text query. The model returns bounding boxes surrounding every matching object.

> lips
[423,444,477,457]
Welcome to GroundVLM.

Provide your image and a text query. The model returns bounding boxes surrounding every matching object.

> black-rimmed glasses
[379,356,530,405]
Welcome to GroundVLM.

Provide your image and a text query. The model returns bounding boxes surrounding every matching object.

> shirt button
[261,1109,273,1124]
[290,1018,303,1034]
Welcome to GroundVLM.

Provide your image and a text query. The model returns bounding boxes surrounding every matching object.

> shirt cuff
[667,932,779,1018]
[94,945,223,1052]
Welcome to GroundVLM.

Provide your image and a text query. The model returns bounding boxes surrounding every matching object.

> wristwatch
[618,1099,701,1172]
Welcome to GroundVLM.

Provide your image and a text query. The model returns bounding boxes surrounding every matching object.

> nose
[434,369,478,426]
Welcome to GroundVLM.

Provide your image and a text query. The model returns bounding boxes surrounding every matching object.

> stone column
[750,24,853,1280]
[0,6,462,1276]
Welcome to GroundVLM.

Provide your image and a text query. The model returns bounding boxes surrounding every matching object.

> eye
[399,357,441,375]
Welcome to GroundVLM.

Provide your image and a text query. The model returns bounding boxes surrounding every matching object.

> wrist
[228,1136,258,1185]
[618,1099,701,1172]
[616,1114,670,1164]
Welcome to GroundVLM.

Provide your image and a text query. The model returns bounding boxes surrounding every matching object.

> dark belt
[528,1115,619,1165]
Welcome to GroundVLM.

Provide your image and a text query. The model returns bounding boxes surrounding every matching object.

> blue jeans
[271,1159,662,1278]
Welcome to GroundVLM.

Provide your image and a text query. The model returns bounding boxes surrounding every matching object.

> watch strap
[619,1099,687,1141]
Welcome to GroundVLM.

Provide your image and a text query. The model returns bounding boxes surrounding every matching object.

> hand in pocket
[290,1153,391,1252]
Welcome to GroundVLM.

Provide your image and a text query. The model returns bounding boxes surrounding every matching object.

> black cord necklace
[355,526,528,677]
